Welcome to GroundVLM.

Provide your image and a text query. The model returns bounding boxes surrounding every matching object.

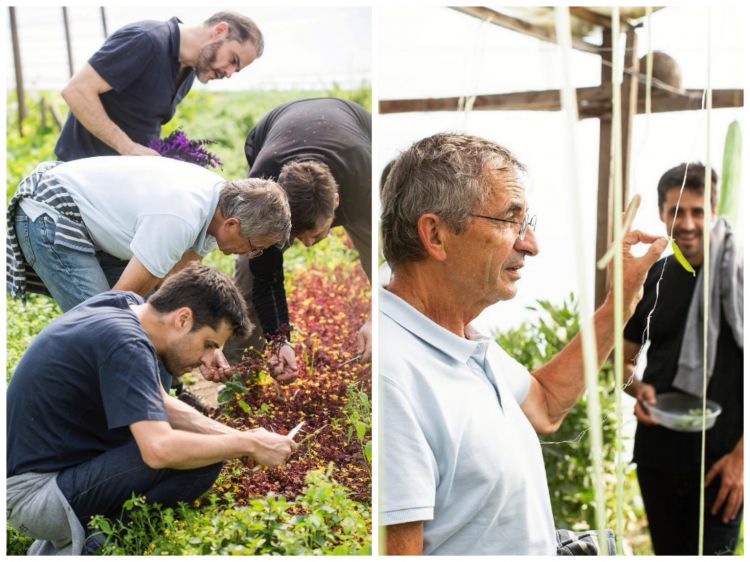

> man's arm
[113,251,200,296]
[622,338,657,424]
[161,389,236,435]
[129,419,295,470]
[112,256,161,295]
[385,522,423,555]
[248,248,298,382]
[61,63,158,156]
[520,231,667,434]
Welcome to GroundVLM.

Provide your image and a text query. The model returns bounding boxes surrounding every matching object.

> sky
[376,5,746,334]
[6,5,371,91]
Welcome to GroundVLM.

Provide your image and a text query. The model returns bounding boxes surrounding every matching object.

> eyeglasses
[470,211,537,240]
[247,240,265,259]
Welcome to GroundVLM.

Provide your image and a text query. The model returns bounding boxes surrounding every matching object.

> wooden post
[100,6,108,38]
[40,96,47,128]
[62,7,74,78]
[595,28,613,306]
[9,6,26,136]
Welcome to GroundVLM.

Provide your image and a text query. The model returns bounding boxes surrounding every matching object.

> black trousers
[637,465,742,555]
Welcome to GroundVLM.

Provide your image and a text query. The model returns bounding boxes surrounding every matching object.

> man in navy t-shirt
[7,264,296,555]
[55,11,263,161]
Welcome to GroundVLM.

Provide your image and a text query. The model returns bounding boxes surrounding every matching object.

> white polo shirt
[379,287,556,555]
[44,156,221,278]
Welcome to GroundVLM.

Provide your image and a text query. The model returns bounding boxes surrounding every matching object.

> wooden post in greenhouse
[62,7,74,78]
[100,7,109,38]
[9,7,27,136]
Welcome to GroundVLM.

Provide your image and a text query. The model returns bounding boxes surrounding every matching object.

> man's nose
[515,227,539,256]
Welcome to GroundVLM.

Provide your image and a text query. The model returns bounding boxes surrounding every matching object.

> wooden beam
[379,86,612,115]
[379,87,743,118]
[449,6,601,54]
[595,27,613,307]
[569,7,633,30]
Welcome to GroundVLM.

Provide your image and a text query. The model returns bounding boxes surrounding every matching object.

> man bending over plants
[225,97,372,381]
[7,155,291,386]
[379,133,667,555]
[7,264,297,556]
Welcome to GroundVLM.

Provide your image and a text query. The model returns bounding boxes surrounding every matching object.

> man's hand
[705,442,744,523]
[268,343,298,385]
[122,141,160,157]
[356,316,372,362]
[618,231,668,319]
[245,428,297,467]
[632,382,658,425]
[199,349,232,383]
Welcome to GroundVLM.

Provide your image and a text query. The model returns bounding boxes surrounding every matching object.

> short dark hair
[657,162,717,209]
[381,132,526,265]
[278,160,339,237]
[148,263,252,337]
[204,11,264,57]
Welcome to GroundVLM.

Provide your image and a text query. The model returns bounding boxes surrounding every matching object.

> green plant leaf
[718,120,742,226]
[670,239,696,276]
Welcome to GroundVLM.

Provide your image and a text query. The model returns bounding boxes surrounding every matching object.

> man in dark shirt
[7,264,296,555]
[623,163,743,555]
[225,97,372,379]
[55,11,263,161]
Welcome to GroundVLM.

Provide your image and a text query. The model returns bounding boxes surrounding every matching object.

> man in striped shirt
[7,156,291,382]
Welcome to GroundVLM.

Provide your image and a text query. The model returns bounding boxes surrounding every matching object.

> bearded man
[55,11,262,161]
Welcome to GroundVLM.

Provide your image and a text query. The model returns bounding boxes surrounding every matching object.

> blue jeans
[15,208,173,389]
[14,208,127,313]
[56,440,222,531]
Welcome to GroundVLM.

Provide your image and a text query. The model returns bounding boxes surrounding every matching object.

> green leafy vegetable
[670,239,696,276]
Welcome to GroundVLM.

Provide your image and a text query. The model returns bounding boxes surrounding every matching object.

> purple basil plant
[148,130,222,169]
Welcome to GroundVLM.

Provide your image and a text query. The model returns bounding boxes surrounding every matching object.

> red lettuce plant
[213,264,371,505]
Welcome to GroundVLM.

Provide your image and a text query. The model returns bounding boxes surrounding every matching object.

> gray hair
[218,178,291,248]
[380,132,526,265]
[204,11,264,57]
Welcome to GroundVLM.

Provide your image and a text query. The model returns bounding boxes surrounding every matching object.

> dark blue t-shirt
[54,17,195,161]
[7,291,168,477]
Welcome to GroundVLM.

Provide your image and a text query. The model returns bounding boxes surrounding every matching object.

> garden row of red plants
[211,263,371,505]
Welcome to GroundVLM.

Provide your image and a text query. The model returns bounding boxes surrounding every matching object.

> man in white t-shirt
[7,156,291,380]
[379,133,667,555]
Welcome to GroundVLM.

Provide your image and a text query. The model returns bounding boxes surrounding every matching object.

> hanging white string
[610,9,626,555]
[698,7,712,554]
[553,7,608,556]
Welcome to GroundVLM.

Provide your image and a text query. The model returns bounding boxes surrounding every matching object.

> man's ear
[211,21,228,39]
[175,307,194,332]
[224,217,240,232]
[333,193,340,210]
[417,213,449,261]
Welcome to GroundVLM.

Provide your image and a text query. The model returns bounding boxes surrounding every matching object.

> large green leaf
[718,120,742,225]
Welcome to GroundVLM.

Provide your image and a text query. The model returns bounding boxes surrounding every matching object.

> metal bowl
[644,392,722,432]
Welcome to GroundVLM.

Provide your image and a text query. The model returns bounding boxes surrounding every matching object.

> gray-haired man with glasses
[379,132,667,555]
